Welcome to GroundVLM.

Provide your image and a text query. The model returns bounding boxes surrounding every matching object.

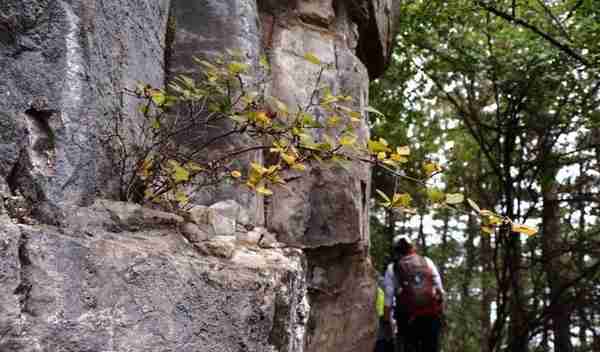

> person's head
[392,236,414,257]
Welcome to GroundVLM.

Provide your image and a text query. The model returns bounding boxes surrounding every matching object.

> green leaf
[259,55,270,69]
[304,52,322,65]
[339,134,357,146]
[167,160,190,183]
[481,226,494,234]
[445,193,464,205]
[365,106,385,117]
[375,189,391,203]
[175,191,189,206]
[392,193,412,208]
[228,61,249,75]
[367,139,391,154]
[467,198,481,213]
[150,118,160,130]
[256,185,273,196]
[151,92,166,106]
[427,188,445,203]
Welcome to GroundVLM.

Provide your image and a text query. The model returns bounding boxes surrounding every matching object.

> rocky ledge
[0,199,308,352]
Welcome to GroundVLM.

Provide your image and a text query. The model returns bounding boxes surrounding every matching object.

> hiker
[375,275,394,352]
[383,237,445,352]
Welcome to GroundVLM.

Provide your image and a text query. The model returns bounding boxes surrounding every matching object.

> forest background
[367,1,600,352]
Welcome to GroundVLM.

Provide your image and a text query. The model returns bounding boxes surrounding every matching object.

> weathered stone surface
[65,199,184,234]
[260,2,379,351]
[268,167,368,248]
[169,0,265,225]
[211,199,251,226]
[298,0,335,27]
[0,207,308,352]
[237,228,263,246]
[304,244,377,352]
[188,204,237,237]
[1,0,399,351]
[0,0,170,223]
[349,0,401,78]
[181,221,209,243]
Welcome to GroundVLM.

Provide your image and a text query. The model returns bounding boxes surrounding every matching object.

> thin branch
[477,1,590,67]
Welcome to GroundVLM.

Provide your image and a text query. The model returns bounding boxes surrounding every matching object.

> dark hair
[393,237,413,256]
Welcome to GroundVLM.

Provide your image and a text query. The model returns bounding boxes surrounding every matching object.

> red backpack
[393,254,442,318]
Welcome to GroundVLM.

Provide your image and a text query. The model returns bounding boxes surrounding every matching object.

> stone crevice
[13,231,33,317]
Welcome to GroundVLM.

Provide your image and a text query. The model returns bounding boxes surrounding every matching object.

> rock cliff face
[0,1,398,351]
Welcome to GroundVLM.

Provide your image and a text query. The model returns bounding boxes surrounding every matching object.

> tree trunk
[480,214,494,352]
[541,177,573,352]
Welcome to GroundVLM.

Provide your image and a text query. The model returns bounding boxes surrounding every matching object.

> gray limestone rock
[0,0,399,351]
[210,199,251,226]
[181,222,209,243]
[65,199,184,234]
[0,0,170,224]
[188,205,237,237]
[0,211,308,352]
[298,0,336,27]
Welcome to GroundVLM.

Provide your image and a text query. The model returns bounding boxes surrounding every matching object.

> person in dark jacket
[383,237,445,352]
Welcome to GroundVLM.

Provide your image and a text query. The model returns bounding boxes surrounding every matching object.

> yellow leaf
[256,185,273,196]
[377,152,387,160]
[392,193,412,208]
[304,52,322,65]
[138,157,154,180]
[231,170,242,178]
[228,61,249,75]
[445,193,464,205]
[268,173,286,185]
[259,55,270,69]
[255,111,271,125]
[396,146,410,156]
[367,139,391,154]
[339,134,357,146]
[327,115,341,127]
[151,91,166,106]
[427,188,445,203]
[267,165,280,174]
[511,223,538,236]
[172,164,190,183]
[349,111,362,122]
[281,153,297,165]
[250,162,269,176]
[292,163,306,172]
[390,153,408,163]
[481,226,494,234]
[167,160,190,183]
[184,162,205,172]
[321,93,338,105]
[175,191,189,206]
[424,162,442,177]
[382,159,399,167]
[480,209,494,217]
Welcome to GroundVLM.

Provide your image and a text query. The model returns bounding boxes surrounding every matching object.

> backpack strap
[393,255,412,294]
